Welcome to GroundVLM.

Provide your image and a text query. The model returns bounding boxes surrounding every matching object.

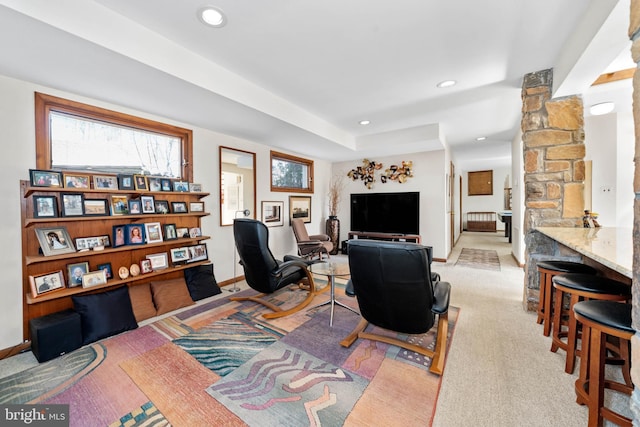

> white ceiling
[0,0,633,170]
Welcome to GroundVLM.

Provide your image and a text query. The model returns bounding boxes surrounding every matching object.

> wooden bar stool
[550,273,630,374]
[573,300,633,427]
[536,261,597,336]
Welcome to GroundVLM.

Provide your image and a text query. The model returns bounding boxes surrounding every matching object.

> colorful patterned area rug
[0,279,459,426]
[455,248,501,271]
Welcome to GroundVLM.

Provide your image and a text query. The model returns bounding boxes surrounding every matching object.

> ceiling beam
[592,67,635,85]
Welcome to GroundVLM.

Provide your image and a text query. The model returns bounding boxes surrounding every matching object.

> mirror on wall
[220,146,256,226]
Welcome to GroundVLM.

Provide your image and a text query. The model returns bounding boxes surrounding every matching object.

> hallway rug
[455,248,501,271]
[0,280,459,427]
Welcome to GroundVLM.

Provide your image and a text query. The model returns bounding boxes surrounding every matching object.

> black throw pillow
[184,264,221,301]
[71,285,138,345]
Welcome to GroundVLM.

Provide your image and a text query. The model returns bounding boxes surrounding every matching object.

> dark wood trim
[0,342,31,361]
[270,150,314,193]
[591,68,634,86]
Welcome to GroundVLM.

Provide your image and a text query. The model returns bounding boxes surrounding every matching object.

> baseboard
[433,258,447,263]
[0,341,31,360]
[511,252,524,268]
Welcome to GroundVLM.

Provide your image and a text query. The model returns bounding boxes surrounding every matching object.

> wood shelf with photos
[20,179,211,340]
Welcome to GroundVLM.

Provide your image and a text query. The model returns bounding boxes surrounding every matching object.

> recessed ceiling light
[476,136,487,141]
[359,120,371,125]
[436,80,456,88]
[198,6,227,27]
[589,102,615,116]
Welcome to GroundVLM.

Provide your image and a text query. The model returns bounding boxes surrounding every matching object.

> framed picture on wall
[289,196,311,225]
[262,201,284,227]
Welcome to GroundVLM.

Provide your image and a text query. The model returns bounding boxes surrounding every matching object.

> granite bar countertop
[535,227,633,278]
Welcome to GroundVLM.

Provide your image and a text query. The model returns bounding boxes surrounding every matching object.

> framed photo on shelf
[189,183,202,192]
[83,199,109,216]
[144,222,163,244]
[75,235,110,251]
[140,259,153,274]
[125,224,145,245]
[154,200,170,214]
[118,174,135,190]
[35,227,75,256]
[187,244,208,263]
[97,262,113,280]
[61,193,84,217]
[141,195,155,214]
[33,195,58,218]
[92,174,118,190]
[189,227,202,238]
[29,169,63,188]
[82,269,108,288]
[262,201,284,227]
[163,223,178,240]
[176,227,189,238]
[148,177,162,192]
[189,202,204,213]
[66,262,89,287]
[146,253,169,271]
[113,225,127,247]
[170,247,190,265]
[110,195,129,216]
[63,173,90,189]
[161,178,173,192]
[128,199,142,215]
[289,195,311,224]
[29,270,65,298]
[173,181,189,192]
[134,174,148,191]
[171,201,188,213]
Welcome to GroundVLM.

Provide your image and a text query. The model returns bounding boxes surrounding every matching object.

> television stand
[348,231,421,244]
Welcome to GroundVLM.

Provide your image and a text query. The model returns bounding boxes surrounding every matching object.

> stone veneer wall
[521,69,586,311]
[628,1,639,421]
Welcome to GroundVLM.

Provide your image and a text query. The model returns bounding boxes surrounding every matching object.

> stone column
[521,69,586,311]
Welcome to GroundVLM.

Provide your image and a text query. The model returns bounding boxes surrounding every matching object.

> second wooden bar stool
[550,273,630,374]
[536,261,597,336]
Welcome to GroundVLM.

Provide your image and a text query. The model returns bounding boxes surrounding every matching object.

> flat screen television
[350,191,419,235]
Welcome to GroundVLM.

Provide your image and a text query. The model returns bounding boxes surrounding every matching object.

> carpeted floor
[0,279,459,427]
[454,247,501,270]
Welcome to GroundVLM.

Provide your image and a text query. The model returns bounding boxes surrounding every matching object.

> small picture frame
[82,269,108,288]
[134,175,148,191]
[30,270,65,298]
[30,169,63,188]
[144,222,163,244]
[163,223,178,240]
[61,193,85,217]
[128,199,142,215]
[66,262,89,287]
[126,224,146,245]
[110,195,129,216]
[171,202,188,213]
[33,195,58,218]
[113,225,127,247]
[146,252,169,271]
[173,181,189,192]
[262,201,284,227]
[187,243,208,263]
[75,235,110,251]
[63,173,91,189]
[289,195,312,224]
[154,200,170,214]
[97,263,113,280]
[161,178,173,192]
[92,174,119,190]
[83,199,109,216]
[141,195,155,213]
[118,174,135,190]
[176,227,189,238]
[148,177,162,192]
[35,227,75,256]
[140,259,153,274]
[189,227,202,238]
[170,247,190,265]
[189,183,202,192]
[189,202,204,213]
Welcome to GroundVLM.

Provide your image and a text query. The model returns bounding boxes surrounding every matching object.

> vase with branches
[326,174,345,254]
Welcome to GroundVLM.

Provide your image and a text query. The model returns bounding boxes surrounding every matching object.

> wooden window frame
[34,92,193,181]
[270,150,314,193]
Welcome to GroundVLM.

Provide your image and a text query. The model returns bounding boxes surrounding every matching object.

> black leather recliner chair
[230,218,317,319]
[340,239,451,375]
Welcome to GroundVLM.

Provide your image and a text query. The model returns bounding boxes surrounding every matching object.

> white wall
[584,112,634,229]
[460,166,512,231]
[332,150,448,260]
[0,74,333,350]
[511,129,525,265]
